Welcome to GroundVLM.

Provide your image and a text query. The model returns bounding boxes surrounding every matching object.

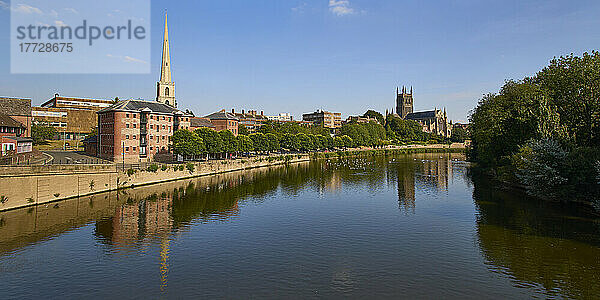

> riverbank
[0,145,465,211]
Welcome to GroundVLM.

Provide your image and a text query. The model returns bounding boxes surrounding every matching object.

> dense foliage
[469,51,600,206]
[32,123,57,145]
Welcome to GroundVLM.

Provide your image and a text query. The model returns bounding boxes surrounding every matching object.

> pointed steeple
[156,10,176,107]
[160,11,171,83]
[396,86,399,95]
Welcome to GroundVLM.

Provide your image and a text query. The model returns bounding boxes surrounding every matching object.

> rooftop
[97,99,188,115]
[190,117,216,128]
[405,110,439,120]
[204,110,239,121]
[0,97,32,116]
[0,114,25,128]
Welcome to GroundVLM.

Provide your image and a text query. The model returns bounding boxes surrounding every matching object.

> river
[0,153,598,299]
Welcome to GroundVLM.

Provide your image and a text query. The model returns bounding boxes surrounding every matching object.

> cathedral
[157,12,176,108]
[391,86,451,138]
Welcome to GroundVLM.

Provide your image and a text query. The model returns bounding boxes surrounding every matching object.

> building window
[133,135,137,140]
[133,124,137,128]
[126,135,129,139]
[162,125,165,129]
[165,87,169,96]
[126,113,129,118]
[126,123,130,128]
[125,147,129,152]
[133,147,136,151]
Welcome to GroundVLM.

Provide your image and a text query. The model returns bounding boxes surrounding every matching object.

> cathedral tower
[157,11,176,108]
[396,86,413,118]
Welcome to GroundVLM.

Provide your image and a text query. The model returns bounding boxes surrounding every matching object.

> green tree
[362,110,384,125]
[172,130,204,158]
[238,124,250,136]
[237,135,254,153]
[265,133,280,153]
[32,123,57,145]
[450,127,468,143]
[280,133,300,151]
[341,135,353,148]
[297,133,313,151]
[195,128,223,156]
[219,130,238,158]
[249,133,268,153]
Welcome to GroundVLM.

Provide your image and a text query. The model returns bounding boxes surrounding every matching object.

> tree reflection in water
[471,171,600,298]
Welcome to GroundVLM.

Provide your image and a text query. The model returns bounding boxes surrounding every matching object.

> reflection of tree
[471,171,600,298]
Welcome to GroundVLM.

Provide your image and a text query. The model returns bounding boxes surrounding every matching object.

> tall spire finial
[157,10,176,107]
[160,10,171,83]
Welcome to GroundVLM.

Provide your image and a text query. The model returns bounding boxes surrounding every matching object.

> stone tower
[156,11,176,108]
[396,86,413,118]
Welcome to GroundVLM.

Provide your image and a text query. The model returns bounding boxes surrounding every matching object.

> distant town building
[0,113,33,156]
[391,85,451,138]
[405,109,451,137]
[204,110,239,136]
[156,12,176,108]
[266,113,293,122]
[96,99,192,163]
[0,97,32,137]
[345,115,379,124]
[189,117,216,131]
[33,94,113,140]
[396,86,414,119]
[230,109,268,133]
[302,110,342,129]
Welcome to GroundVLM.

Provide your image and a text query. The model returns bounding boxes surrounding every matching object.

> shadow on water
[471,171,600,298]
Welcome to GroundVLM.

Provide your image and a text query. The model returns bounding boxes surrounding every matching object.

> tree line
[469,51,600,207]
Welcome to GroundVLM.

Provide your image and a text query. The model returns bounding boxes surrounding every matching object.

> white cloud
[49,9,58,18]
[292,2,307,13]
[64,7,78,14]
[54,20,67,27]
[124,56,148,64]
[0,1,8,10]
[107,54,148,65]
[12,4,43,14]
[329,0,354,16]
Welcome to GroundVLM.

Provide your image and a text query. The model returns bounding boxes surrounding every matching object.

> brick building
[302,110,342,129]
[0,113,33,156]
[33,94,113,140]
[97,100,192,163]
[230,109,267,133]
[204,110,239,136]
[189,117,216,131]
[0,97,32,137]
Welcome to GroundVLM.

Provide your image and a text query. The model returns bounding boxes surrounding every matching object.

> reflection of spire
[160,238,170,293]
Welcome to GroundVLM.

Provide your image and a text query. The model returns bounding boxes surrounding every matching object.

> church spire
[160,11,171,83]
[156,10,176,107]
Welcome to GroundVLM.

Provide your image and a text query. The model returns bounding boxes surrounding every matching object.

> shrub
[161,165,168,171]
[0,195,7,204]
[147,164,159,173]
[186,163,195,174]
[126,168,136,176]
[179,165,184,171]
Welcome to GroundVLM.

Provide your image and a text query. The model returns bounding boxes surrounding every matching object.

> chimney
[261,111,264,116]
[242,109,245,114]
[54,93,59,98]
[232,108,235,113]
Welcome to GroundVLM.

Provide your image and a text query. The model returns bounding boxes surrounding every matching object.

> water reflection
[471,172,600,298]
[2,153,598,298]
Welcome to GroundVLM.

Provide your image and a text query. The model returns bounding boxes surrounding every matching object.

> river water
[0,153,598,299]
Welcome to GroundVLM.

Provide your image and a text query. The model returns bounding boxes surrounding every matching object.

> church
[392,86,451,138]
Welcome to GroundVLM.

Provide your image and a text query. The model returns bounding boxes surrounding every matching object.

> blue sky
[1,0,599,122]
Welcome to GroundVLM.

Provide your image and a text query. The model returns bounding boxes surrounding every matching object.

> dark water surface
[1,153,599,299]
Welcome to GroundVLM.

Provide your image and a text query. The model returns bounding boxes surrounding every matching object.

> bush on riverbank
[469,51,600,208]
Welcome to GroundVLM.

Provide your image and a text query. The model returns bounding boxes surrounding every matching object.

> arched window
[165,87,169,96]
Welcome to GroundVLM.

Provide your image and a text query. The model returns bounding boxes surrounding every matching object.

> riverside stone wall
[0,154,310,211]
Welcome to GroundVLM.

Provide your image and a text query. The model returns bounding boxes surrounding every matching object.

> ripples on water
[0,153,599,299]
